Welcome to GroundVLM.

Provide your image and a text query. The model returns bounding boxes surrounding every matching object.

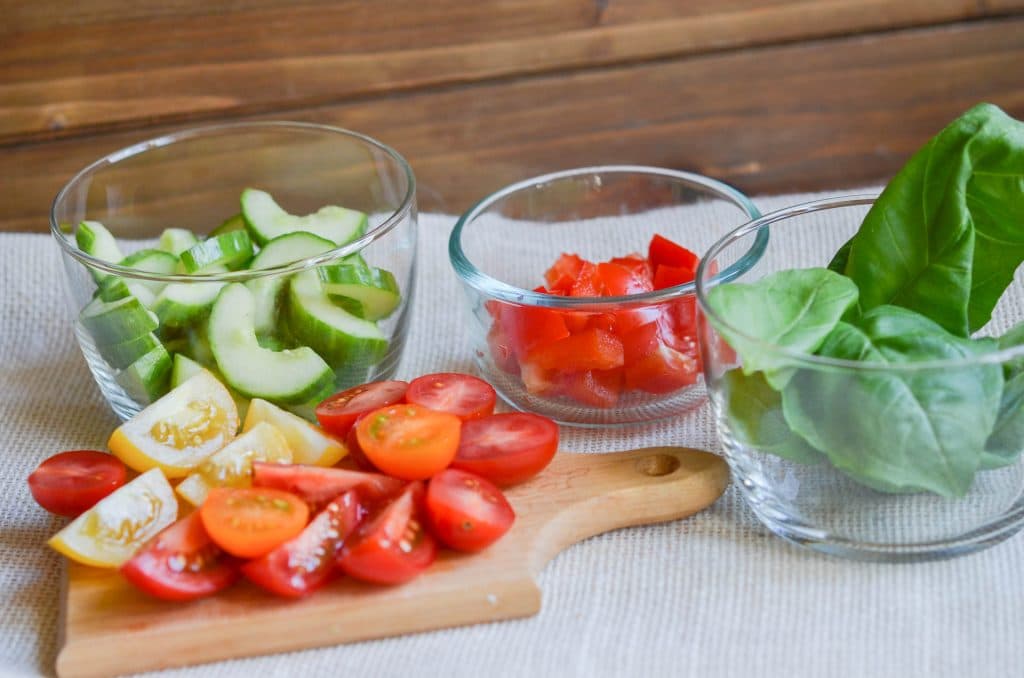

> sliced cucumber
[171,353,249,421]
[157,228,200,256]
[180,230,253,273]
[119,248,180,294]
[319,261,400,320]
[80,295,159,345]
[209,283,334,404]
[241,188,367,246]
[115,344,172,404]
[209,213,246,238]
[152,280,225,328]
[246,232,337,336]
[95,276,157,308]
[287,270,388,366]
[97,332,162,370]
[76,221,124,282]
[185,326,217,368]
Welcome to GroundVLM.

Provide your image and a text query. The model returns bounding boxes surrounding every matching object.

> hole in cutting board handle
[634,453,681,477]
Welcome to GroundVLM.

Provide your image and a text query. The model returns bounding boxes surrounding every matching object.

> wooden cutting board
[57,446,729,678]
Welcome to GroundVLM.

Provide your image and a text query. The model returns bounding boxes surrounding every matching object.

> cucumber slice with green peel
[241,188,368,246]
[76,221,124,282]
[97,332,162,370]
[180,230,254,273]
[319,262,400,321]
[209,213,246,238]
[152,280,225,328]
[170,353,249,421]
[185,327,217,368]
[209,283,334,404]
[287,270,388,366]
[96,276,157,308]
[115,344,172,404]
[119,248,180,293]
[157,228,200,256]
[246,232,337,336]
[80,295,159,345]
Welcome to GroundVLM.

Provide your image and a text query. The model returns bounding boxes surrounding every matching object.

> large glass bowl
[51,122,417,421]
[450,166,763,427]
[696,195,1024,561]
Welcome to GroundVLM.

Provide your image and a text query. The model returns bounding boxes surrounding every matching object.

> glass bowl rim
[448,165,766,310]
[695,193,1024,371]
[49,121,417,283]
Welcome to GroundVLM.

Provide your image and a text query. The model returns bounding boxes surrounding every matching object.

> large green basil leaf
[705,268,858,388]
[720,369,822,465]
[781,306,1002,497]
[982,321,1024,468]
[829,103,1024,337]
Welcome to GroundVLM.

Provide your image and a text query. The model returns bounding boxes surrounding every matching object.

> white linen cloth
[1,189,1021,678]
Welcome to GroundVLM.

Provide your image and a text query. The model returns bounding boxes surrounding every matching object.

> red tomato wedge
[338,482,437,585]
[316,381,409,437]
[426,469,515,552]
[623,343,700,394]
[526,327,624,372]
[121,512,240,602]
[200,488,309,559]
[251,462,405,513]
[355,404,461,480]
[648,233,699,271]
[406,373,497,421]
[242,489,364,598]
[452,413,559,486]
[28,450,127,517]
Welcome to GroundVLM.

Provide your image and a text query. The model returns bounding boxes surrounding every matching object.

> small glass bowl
[696,195,1024,561]
[51,122,417,421]
[449,165,764,427]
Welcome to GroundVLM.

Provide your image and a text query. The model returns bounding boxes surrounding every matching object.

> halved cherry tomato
[406,373,497,421]
[355,404,461,480]
[243,489,363,597]
[28,450,127,517]
[426,469,515,552]
[452,413,559,486]
[526,327,624,372]
[121,512,239,602]
[315,381,409,438]
[344,422,378,471]
[648,233,699,271]
[251,462,404,513]
[199,488,309,559]
[623,343,700,394]
[338,482,437,585]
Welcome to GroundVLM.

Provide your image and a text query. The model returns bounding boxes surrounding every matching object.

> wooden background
[2,0,1024,231]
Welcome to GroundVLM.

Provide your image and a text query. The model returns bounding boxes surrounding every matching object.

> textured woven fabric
[2,189,1022,678]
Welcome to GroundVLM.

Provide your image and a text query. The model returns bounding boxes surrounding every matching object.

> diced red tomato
[519,360,559,396]
[544,253,585,293]
[597,261,654,296]
[620,321,660,365]
[121,512,240,602]
[251,462,404,513]
[560,368,622,408]
[426,469,515,552]
[28,450,127,518]
[569,262,603,297]
[315,381,409,438]
[653,264,695,290]
[406,373,496,421]
[338,482,437,585]
[452,413,559,486]
[649,233,699,271]
[486,321,520,375]
[496,302,570,358]
[242,489,364,598]
[623,343,700,394]
[526,328,624,372]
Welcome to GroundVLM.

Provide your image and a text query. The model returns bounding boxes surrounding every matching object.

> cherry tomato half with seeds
[426,469,515,552]
[355,404,461,480]
[316,380,408,438]
[337,482,437,585]
[451,413,559,486]
[405,372,497,421]
[121,512,240,602]
[251,461,404,514]
[28,450,127,517]
[199,488,309,559]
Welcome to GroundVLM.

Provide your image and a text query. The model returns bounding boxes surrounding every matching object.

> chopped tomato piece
[623,343,700,394]
[251,462,404,513]
[569,262,603,297]
[315,381,408,438]
[452,413,559,486]
[648,233,699,271]
[121,512,240,602]
[200,488,309,559]
[338,482,437,585]
[355,404,461,480]
[597,261,654,296]
[519,360,559,396]
[620,321,661,365]
[526,328,624,372]
[653,264,696,290]
[560,368,622,408]
[426,469,515,552]
[406,373,496,421]
[496,302,570,358]
[242,489,363,597]
[544,253,585,293]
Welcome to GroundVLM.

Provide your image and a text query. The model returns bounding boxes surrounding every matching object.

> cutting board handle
[520,446,730,574]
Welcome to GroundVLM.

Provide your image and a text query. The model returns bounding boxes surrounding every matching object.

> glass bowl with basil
[696,103,1024,561]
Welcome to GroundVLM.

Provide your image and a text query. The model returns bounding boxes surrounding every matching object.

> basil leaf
[720,370,822,465]
[983,321,1024,468]
[705,268,858,388]
[781,306,1002,497]
[830,103,1024,337]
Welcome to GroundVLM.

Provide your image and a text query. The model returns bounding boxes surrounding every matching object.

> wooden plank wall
[2,0,1024,230]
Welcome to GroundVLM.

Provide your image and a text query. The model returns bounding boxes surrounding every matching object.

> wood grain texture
[2,0,1022,143]
[56,447,730,678]
[3,19,1022,232]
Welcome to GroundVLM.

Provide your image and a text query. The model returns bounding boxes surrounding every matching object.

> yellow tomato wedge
[176,421,292,507]
[244,398,347,467]
[108,371,240,478]
[48,468,178,568]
